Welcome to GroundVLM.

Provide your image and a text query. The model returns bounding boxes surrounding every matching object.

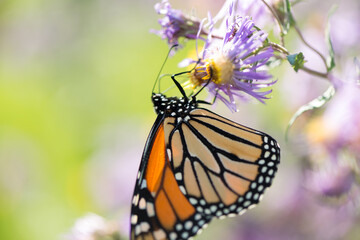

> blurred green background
[0,1,225,239]
[0,1,168,239]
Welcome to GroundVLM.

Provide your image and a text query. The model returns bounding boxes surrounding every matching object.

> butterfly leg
[171,59,202,98]
[194,89,219,106]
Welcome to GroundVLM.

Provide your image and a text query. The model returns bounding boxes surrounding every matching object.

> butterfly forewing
[166,108,280,219]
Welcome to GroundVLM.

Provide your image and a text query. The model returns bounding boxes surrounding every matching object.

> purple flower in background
[305,81,360,156]
[227,167,357,240]
[152,0,204,46]
[189,14,275,111]
[231,187,356,240]
[305,162,355,198]
[304,72,360,201]
[323,84,360,155]
[306,57,360,157]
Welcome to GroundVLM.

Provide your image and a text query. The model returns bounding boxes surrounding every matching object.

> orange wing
[130,120,211,240]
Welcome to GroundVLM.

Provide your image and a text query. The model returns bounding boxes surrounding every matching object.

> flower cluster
[152,0,275,111]
[190,15,275,110]
[152,0,204,46]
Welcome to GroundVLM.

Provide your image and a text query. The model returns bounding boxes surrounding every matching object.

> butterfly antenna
[152,44,179,94]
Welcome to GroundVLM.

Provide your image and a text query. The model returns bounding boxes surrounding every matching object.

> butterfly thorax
[152,93,197,117]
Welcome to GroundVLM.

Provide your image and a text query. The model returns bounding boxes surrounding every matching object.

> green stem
[269,42,329,79]
[260,0,285,46]
[300,66,329,79]
[269,42,289,55]
[293,24,328,71]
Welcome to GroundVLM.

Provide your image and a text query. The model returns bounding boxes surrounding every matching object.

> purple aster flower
[306,77,360,159]
[304,70,360,201]
[189,14,275,111]
[231,187,356,240]
[305,162,355,198]
[323,83,360,155]
[152,0,205,46]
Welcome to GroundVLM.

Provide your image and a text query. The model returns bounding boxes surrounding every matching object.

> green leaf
[285,85,336,141]
[287,52,305,72]
[325,5,337,71]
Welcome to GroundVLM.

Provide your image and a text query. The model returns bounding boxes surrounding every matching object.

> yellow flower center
[210,53,234,85]
[190,53,234,87]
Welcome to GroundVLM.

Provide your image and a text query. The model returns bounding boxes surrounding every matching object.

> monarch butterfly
[130,73,280,240]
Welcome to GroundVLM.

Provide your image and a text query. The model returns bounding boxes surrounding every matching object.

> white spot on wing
[169,232,177,240]
[133,194,139,205]
[167,148,172,161]
[268,161,274,167]
[176,223,182,231]
[135,225,141,235]
[154,229,166,240]
[185,221,193,230]
[140,222,150,232]
[179,185,187,195]
[189,198,197,205]
[139,198,146,210]
[141,179,147,189]
[182,232,189,239]
[131,214,138,224]
[175,172,182,180]
[146,202,155,217]
[246,192,252,199]
[210,205,217,212]
[243,201,251,207]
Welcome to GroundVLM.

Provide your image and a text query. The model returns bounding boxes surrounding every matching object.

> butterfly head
[152,93,197,117]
